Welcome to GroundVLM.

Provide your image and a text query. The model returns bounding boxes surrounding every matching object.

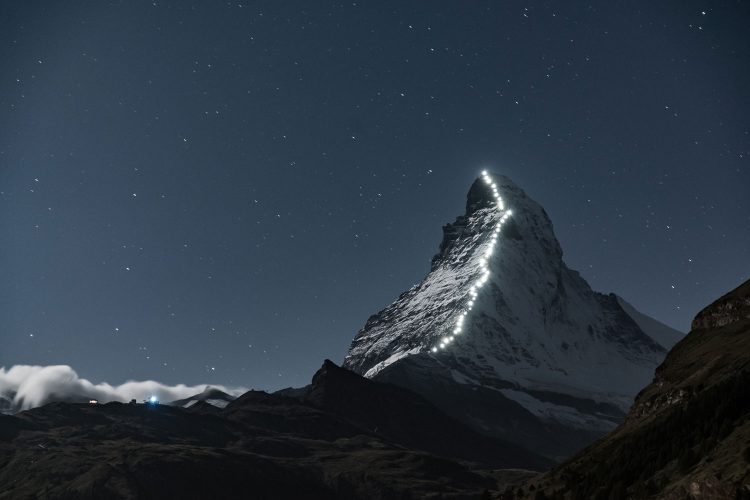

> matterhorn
[344,172,682,459]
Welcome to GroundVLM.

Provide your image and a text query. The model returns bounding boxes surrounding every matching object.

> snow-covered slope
[167,387,236,409]
[343,173,671,458]
[615,295,684,350]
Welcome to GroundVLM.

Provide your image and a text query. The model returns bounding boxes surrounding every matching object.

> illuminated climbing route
[431,171,512,353]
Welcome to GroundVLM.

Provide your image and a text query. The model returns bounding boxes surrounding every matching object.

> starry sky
[1,1,748,391]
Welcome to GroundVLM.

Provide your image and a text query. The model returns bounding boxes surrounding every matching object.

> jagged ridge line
[431,171,512,353]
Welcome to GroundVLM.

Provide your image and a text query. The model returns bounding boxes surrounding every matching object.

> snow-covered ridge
[432,170,512,354]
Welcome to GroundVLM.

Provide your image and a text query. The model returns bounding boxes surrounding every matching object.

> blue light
[148,395,158,405]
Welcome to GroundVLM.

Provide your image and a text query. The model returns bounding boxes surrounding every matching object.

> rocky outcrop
[691,279,750,331]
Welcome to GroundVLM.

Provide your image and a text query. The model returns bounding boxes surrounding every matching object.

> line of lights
[431,171,512,353]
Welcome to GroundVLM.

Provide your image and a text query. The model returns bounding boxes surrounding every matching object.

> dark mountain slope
[373,354,615,461]
[278,359,551,469]
[516,277,750,500]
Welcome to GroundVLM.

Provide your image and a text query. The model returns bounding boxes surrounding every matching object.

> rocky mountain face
[690,279,750,331]
[0,360,547,500]
[344,173,681,459]
[517,278,750,500]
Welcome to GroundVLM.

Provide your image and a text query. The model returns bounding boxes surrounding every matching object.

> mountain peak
[319,358,338,371]
[346,172,662,382]
[310,359,360,392]
[343,171,670,457]
[433,172,547,271]
[465,174,499,214]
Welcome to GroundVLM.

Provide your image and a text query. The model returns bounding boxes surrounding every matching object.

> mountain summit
[343,172,682,458]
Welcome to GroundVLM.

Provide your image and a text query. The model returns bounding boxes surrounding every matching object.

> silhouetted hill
[0,361,548,499]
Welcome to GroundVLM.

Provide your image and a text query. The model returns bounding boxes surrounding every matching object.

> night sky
[1,1,748,391]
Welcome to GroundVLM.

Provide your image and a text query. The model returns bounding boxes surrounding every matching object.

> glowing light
[430,171,513,354]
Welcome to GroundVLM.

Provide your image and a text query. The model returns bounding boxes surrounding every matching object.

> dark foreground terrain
[512,279,750,500]
[0,361,547,500]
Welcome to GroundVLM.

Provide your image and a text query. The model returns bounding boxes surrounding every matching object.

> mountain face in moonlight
[343,173,682,459]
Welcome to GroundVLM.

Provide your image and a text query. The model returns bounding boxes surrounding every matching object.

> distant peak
[312,360,361,389]
[316,359,341,377]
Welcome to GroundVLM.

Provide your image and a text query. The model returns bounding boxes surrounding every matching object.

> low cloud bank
[0,364,247,410]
